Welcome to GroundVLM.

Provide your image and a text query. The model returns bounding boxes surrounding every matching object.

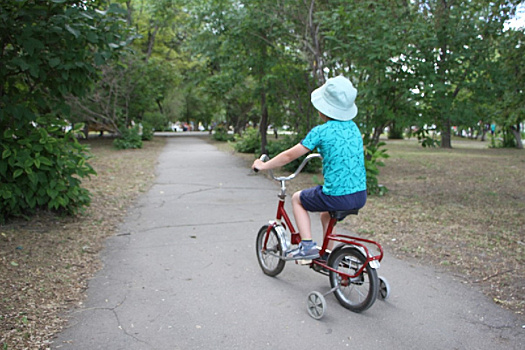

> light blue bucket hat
[311,76,358,121]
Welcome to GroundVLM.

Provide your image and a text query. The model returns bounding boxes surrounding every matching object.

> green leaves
[65,24,80,38]
[364,141,389,196]
[0,120,97,222]
[0,0,131,222]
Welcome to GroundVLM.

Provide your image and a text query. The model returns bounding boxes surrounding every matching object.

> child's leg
[287,190,319,258]
[320,211,335,251]
[292,191,312,240]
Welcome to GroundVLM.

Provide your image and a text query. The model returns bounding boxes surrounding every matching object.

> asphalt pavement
[52,135,524,349]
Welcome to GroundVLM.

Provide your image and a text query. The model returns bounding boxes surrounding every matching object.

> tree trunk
[372,123,387,145]
[125,1,133,26]
[156,98,163,114]
[145,24,159,63]
[306,0,324,85]
[259,89,268,155]
[511,125,523,149]
[441,116,452,148]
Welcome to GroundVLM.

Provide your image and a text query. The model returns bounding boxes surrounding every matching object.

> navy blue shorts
[300,186,367,212]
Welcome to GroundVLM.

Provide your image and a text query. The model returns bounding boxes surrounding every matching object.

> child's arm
[252,143,310,171]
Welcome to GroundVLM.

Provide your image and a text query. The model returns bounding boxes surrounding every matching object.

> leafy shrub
[388,126,404,139]
[143,112,168,132]
[364,141,389,196]
[113,126,143,149]
[141,122,154,141]
[233,127,260,153]
[265,134,322,173]
[0,119,96,222]
[212,125,234,142]
[414,128,440,148]
[489,128,518,149]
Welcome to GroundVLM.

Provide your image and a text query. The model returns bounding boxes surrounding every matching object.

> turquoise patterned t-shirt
[301,120,366,196]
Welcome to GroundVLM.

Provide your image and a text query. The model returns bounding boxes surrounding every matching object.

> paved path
[53,136,524,349]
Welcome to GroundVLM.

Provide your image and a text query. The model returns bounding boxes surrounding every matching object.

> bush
[212,125,234,142]
[233,127,260,153]
[414,128,440,148]
[141,122,154,141]
[364,141,389,196]
[113,126,143,149]
[143,112,169,131]
[265,134,322,173]
[388,126,404,139]
[489,129,517,149]
[0,119,96,222]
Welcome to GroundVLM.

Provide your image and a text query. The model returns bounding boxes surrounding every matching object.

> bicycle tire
[328,246,379,313]
[256,225,286,276]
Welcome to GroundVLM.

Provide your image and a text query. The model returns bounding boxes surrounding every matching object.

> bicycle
[254,153,390,320]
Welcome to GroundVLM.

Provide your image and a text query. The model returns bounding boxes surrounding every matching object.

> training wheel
[378,276,391,300]
[306,291,326,320]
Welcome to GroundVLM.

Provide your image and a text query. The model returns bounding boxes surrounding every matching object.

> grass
[217,137,525,316]
[313,139,524,315]
[1,135,524,349]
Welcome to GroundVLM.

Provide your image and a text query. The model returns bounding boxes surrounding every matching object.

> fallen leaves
[0,137,166,349]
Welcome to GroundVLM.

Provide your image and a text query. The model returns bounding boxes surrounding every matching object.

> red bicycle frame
[264,200,384,280]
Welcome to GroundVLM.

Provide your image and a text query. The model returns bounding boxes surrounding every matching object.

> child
[252,76,367,259]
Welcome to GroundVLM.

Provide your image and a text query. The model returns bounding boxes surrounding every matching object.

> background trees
[184,0,523,149]
[1,0,523,221]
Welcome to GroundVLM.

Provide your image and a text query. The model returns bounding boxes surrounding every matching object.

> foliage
[407,0,520,148]
[141,122,154,141]
[113,126,143,150]
[233,127,260,153]
[364,140,389,196]
[144,111,169,131]
[265,134,322,174]
[321,0,421,145]
[0,0,130,221]
[212,126,234,142]
[489,129,518,149]
[413,129,441,148]
[0,120,96,222]
[486,29,525,149]
[388,123,405,140]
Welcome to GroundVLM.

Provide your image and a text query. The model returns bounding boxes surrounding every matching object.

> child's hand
[252,159,264,172]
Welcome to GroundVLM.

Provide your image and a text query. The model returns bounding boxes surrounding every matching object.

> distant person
[491,123,496,136]
[252,76,366,258]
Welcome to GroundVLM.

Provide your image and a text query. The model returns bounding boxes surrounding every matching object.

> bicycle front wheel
[328,247,379,313]
[256,225,285,276]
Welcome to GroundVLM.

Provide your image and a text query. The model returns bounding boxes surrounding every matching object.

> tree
[315,0,421,145]
[489,29,525,148]
[0,0,130,221]
[186,0,294,152]
[411,0,521,148]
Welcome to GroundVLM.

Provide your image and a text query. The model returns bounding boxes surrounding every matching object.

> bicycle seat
[330,209,359,221]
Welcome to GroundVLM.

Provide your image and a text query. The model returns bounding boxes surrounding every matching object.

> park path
[53,136,524,349]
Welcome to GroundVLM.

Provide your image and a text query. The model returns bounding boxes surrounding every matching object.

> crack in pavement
[71,296,152,348]
[138,219,256,233]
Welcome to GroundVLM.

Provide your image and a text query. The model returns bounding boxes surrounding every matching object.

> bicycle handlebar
[257,153,322,182]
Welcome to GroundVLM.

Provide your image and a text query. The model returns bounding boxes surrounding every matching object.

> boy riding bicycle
[252,76,367,259]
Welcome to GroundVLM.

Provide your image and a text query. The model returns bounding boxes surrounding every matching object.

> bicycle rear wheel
[256,225,285,276]
[328,246,379,313]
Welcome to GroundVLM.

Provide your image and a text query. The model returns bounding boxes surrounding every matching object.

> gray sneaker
[286,241,319,259]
